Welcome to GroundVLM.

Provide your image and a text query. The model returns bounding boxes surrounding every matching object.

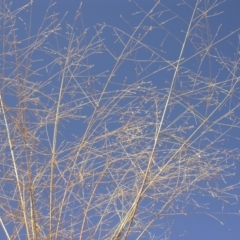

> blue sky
[1,0,240,239]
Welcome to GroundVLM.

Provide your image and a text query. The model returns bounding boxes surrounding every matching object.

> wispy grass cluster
[0,0,239,239]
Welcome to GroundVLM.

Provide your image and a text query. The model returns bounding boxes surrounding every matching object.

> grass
[0,0,239,239]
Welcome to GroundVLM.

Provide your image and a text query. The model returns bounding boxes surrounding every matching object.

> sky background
[1,0,240,239]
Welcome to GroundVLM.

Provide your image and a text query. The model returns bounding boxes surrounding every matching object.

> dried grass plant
[0,0,239,239]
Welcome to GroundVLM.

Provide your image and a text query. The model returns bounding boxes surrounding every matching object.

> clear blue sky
[1,0,240,239]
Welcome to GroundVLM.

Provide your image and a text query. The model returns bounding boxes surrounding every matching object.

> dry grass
[0,0,239,239]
